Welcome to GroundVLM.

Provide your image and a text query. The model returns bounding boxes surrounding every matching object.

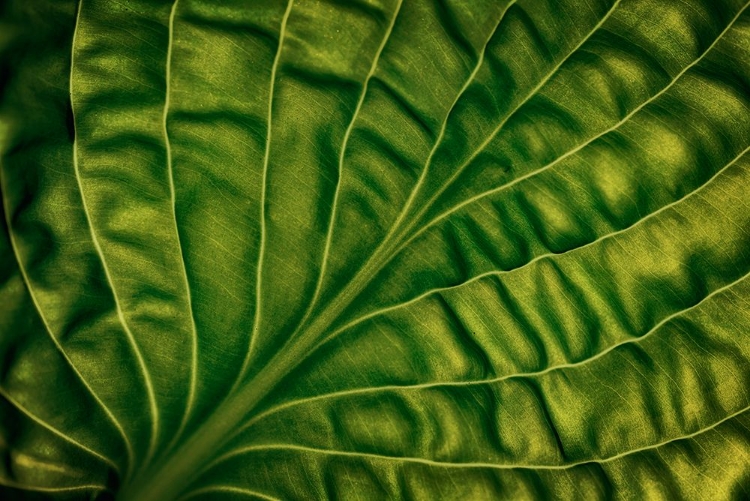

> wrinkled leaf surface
[1,0,750,499]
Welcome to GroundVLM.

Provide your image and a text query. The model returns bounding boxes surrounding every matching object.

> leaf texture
[0,0,749,499]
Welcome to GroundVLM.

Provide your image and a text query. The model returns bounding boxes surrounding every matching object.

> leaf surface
[1,0,749,499]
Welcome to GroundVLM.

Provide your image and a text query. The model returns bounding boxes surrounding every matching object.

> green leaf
[1,0,749,499]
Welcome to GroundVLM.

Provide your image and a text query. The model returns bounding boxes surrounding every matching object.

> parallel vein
[378,0,518,257]
[296,0,404,338]
[324,145,750,348]
[289,0,625,359]
[238,0,296,385]
[241,267,750,433]
[393,1,750,253]
[389,0,624,249]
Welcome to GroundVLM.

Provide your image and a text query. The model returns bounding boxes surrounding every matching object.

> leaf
[1,0,749,499]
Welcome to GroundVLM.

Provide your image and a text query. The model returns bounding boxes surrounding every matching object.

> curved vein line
[388,0,623,250]
[392,1,749,254]
[240,268,750,431]
[287,0,619,353]
[235,0,295,387]
[162,0,199,455]
[0,180,134,474]
[0,388,119,473]
[70,0,158,465]
[281,1,517,358]
[293,0,404,341]
[0,0,135,473]
[216,403,750,471]
[0,480,110,494]
[372,0,517,261]
[323,144,750,347]
[180,486,280,501]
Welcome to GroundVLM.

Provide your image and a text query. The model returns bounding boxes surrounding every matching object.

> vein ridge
[389,0,623,252]
[180,486,280,501]
[292,0,404,340]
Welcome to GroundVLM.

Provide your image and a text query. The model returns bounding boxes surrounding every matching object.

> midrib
[116,217,415,500]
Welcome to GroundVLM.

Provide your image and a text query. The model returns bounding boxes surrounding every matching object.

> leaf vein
[180,486,280,501]
[235,0,295,387]
[395,1,749,252]
[217,403,750,470]
[69,0,159,467]
[294,0,405,340]
[0,387,119,472]
[243,268,750,430]
[161,0,200,455]
[329,145,750,346]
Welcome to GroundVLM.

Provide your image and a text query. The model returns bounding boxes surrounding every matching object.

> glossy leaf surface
[1,0,749,499]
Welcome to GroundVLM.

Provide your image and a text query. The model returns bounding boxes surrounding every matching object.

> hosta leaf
[1,0,749,499]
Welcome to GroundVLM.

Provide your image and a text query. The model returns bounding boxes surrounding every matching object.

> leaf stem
[116,340,305,501]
